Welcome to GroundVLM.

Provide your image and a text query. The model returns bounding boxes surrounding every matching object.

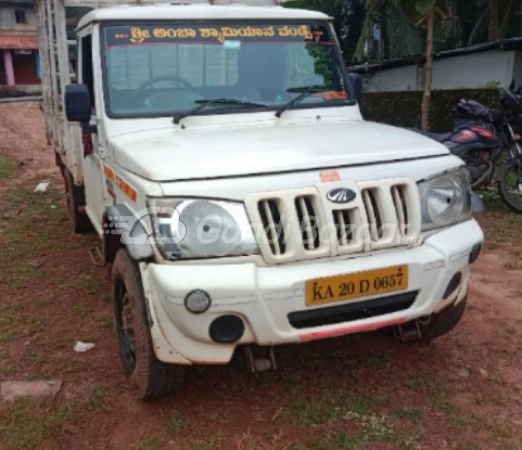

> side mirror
[348,73,363,102]
[64,84,91,123]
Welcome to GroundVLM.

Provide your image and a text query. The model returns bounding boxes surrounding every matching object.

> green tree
[352,0,388,62]
[65,7,91,40]
[394,0,449,130]
[285,0,365,63]
[466,0,519,45]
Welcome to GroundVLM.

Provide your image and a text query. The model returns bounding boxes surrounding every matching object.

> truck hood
[111,120,448,182]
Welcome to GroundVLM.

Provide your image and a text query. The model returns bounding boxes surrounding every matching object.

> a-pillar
[3,50,15,86]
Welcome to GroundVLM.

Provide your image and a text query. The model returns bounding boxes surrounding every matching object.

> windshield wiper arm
[173,98,267,125]
[274,85,327,118]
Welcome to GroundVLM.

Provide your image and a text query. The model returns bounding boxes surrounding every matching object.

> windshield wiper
[274,85,327,118]
[173,98,267,125]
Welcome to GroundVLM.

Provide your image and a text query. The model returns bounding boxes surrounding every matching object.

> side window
[80,35,95,109]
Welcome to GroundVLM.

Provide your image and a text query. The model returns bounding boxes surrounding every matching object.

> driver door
[77,30,106,231]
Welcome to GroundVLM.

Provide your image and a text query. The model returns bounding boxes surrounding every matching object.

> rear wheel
[498,158,522,213]
[111,248,186,400]
[63,170,93,233]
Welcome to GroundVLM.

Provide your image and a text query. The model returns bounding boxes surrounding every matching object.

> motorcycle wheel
[498,158,522,213]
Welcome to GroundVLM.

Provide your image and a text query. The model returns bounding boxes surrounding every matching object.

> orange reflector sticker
[104,165,137,202]
[313,91,349,101]
[104,165,116,181]
[320,170,341,183]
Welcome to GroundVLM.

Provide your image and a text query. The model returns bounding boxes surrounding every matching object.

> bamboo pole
[421,9,434,131]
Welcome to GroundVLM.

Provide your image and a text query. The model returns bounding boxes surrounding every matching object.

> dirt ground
[1,103,522,450]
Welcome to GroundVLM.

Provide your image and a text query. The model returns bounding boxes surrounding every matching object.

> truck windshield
[101,21,354,118]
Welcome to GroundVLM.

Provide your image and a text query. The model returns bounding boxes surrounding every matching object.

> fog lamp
[209,315,245,343]
[184,290,211,314]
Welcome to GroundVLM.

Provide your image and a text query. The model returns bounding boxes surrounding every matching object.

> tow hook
[242,345,277,373]
[395,320,423,342]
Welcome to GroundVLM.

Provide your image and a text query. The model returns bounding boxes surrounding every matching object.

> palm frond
[499,0,516,38]
[467,5,488,45]
[352,13,373,62]
[352,0,385,62]
[388,3,423,58]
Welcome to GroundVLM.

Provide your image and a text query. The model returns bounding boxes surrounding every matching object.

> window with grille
[15,10,27,24]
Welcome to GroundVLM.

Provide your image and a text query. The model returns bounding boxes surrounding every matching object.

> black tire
[111,248,186,400]
[63,170,93,233]
[498,158,522,213]
[396,297,467,343]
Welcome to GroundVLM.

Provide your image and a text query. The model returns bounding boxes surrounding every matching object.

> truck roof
[77,5,331,30]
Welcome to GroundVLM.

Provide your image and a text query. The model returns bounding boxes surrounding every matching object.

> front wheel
[111,248,186,400]
[498,158,522,213]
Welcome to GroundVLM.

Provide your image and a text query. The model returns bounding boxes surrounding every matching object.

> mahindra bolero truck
[36,0,484,399]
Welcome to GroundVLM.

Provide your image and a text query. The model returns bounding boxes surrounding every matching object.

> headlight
[418,167,472,231]
[147,198,259,259]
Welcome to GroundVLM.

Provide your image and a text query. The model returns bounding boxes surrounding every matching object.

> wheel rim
[116,281,137,368]
[503,164,522,210]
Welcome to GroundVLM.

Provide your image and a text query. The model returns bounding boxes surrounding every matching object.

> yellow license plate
[305,265,409,307]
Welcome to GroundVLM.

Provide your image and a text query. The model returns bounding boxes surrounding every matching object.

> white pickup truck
[37,0,484,400]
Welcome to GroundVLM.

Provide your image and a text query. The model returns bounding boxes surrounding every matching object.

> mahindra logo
[326,187,357,204]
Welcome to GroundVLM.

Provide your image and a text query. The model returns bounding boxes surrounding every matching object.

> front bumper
[141,219,484,365]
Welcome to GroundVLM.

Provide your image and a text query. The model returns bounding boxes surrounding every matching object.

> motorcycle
[408,86,522,213]
[410,118,500,191]
[490,87,522,213]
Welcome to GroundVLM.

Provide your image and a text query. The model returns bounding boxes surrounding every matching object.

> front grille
[359,182,417,245]
[245,178,421,264]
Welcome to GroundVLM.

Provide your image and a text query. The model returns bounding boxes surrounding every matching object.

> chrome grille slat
[391,185,410,237]
[335,210,348,246]
[259,199,284,256]
[332,209,355,247]
[296,196,315,250]
[362,189,380,242]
